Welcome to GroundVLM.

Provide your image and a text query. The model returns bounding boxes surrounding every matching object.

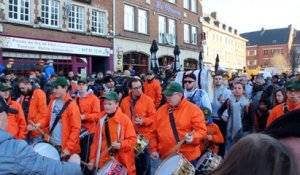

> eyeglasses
[132,86,142,90]
[184,80,195,84]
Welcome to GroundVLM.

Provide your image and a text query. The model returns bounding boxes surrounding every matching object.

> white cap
[47,60,54,64]
[260,71,272,79]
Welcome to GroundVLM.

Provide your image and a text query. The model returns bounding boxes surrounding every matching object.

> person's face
[50,77,57,82]
[233,84,244,97]
[131,81,143,97]
[53,86,67,99]
[77,83,88,94]
[214,76,223,86]
[68,72,74,78]
[287,89,300,104]
[0,90,10,99]
[146,73,154,80]
[104,100,118,114]
[0,112,8,130]
[105,81,114,88]
[165,92,183,107]
[280,137,300,169]
[276,91,285,104]
[259,103,267,110]
[19,82,31,95]
[184,77,196,91]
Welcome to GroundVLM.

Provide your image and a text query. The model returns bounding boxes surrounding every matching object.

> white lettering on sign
[0,36,111,57]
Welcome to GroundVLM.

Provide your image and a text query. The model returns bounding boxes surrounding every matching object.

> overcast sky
[202,0,300,33]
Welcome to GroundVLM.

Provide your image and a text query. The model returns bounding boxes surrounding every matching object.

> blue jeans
[150,158,162,174]
[26,135,43,145]
[136,147,151,175]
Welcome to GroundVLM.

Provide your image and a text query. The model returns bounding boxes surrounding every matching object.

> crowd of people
[0,63,299,175]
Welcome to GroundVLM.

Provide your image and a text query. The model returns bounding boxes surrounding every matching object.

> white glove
[185,133,193,144]
[68,154,81,165]
[112,141,121,150]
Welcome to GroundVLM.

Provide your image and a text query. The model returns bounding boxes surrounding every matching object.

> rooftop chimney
[211,12,217,20]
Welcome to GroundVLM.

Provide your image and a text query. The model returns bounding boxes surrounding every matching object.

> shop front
[0,35,112,76]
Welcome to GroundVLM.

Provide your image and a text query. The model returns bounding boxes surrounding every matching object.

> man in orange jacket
[120,77,156,175]
[143,71,162,108]
[17,77,48,144]
[46,77,81,159]
[75,78,101,175]
[0,84,27,140]
[150,82,207,168]
[267,79,300,127]
[199,107,224,154]
[87,92,137,175]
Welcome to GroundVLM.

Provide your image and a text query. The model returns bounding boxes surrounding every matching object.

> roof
[241,27,291,46]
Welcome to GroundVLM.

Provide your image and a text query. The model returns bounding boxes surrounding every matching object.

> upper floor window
[138,9,147,34]
[124,5,134,31]
[184,24,190,43]
[190,0,197,12]
[92,10,106,35]
[168,19,176,45]
[68,5,84,31]
[158,16,166,43]
[184,0,197,13]
[167,0,176,4]
[41,0,59,27]
[191,26,197,45]
[8,0,30,23]
[184,0,189,9]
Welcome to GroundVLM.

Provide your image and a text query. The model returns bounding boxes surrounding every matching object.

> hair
[209,133,298,175]
[233,82,245,90]
[273,88,287,107]
[17,76,31,86]
[127,77,143,89]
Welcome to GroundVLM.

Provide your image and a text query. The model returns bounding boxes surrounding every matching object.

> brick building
[241,25,294,70]
[0,0,113,75]
[113,0,203,73]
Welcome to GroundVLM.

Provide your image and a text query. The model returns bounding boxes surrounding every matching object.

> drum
[135,134,149,156]
[80,128,89,140]
[32,141,60,161]
[96,159,127,175]
[175,67,214,103]
[195,150,222,175]
[154,153,195,175]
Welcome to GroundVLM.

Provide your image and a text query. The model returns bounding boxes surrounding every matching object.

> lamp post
[150,40,159,74]
[215,54,219,73]
[173,45,181,72]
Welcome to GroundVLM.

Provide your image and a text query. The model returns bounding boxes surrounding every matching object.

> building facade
[113,0,203,74]
[201,12,247,71]
[0,0,113,75]
[241,25,294,71]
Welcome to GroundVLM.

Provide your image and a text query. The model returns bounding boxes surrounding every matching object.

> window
[92,10,106,34]
[263,50,268,55]
[191,26,197,45]
[68,5,84,31]
[158,16,166,43]
[8,0,30,22]
[184,24,190,43]
[190,0,197,12]
[168,19,176,45]
[124,5,135,31]
[138,9,147,34]
[167,0,176,3]
[184,0,189,9]
[41,0,59,27]
[248,50,257,56]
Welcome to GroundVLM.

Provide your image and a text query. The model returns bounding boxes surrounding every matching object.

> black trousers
[80,134,94,175]
[213,119,227,157]
[135,147,151,175]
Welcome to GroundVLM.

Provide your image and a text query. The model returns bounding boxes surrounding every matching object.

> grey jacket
[0,129,82,175]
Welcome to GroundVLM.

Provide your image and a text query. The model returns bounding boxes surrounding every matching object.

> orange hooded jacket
[89,108,137,175]
[200,122,224,154]
[150,98,207,161]
[266,100,299,127]
[7,98,27,140]
[120,93,156,141]
[46,94,81,154]
[75,93,101,134]
[143,79,162,108]
[17,88,48,139]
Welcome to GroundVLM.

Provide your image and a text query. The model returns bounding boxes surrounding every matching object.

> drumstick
[28,120,47,137]
[100,138,124,158]
[167,130,196,155]
[80,160,89,166]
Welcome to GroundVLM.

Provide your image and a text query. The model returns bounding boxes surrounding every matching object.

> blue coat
[0,129,82,175]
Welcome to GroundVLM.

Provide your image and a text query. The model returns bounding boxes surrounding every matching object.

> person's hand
[61,149,70,158]
[27,123,40,131]
[112,141,120,150]
[221,115,228,122]
[151,152,159,160]
[185,133,193,144]
[68,154,80,165]
[135,117,143,126]
[87,162,95,171]
[207,135,213,141]
[80,114,85,120]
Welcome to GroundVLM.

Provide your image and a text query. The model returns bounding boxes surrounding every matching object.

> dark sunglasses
[184,80,194,84]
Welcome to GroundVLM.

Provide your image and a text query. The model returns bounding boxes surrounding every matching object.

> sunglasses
[184,80,195,84]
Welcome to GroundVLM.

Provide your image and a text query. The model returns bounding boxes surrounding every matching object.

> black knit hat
[184,73,196,80]
[264,109,300,138]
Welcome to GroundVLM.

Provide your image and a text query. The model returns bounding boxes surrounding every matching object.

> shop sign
[0,36,110,57]
[155,1,181,16]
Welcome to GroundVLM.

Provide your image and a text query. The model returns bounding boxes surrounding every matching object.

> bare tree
[290,48,300,74]
[269,53,290,73]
